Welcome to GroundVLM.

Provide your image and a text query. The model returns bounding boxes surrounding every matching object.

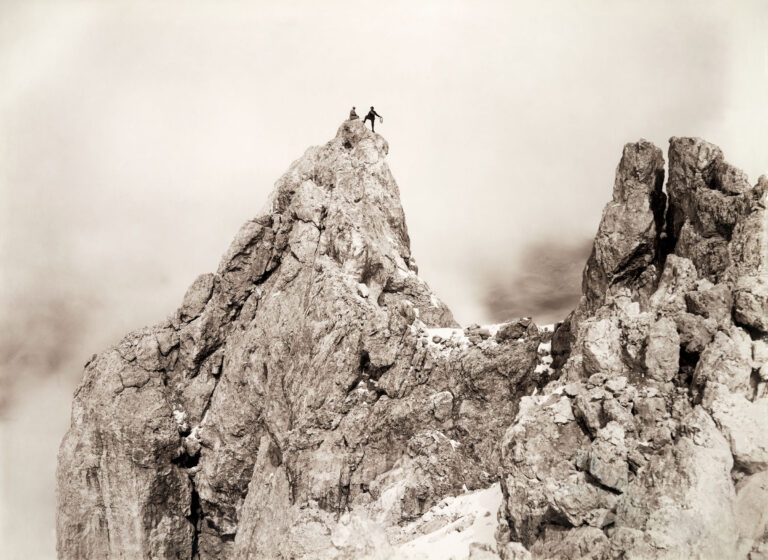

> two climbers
[349,106,383,132]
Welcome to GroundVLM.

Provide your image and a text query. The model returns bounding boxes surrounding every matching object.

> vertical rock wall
[497,138,768,560]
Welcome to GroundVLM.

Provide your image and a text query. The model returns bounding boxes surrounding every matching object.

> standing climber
[363,106,382,132]
[349,106,359,120]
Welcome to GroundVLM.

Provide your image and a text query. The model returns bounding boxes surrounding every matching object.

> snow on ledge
[392,484,502,559]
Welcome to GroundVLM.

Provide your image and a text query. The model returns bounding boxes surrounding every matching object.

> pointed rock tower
[497,138,768,560]
[57,120,546,559]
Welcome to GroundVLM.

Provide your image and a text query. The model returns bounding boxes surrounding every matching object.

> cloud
[0,290,92,415]
[481,238,592,326]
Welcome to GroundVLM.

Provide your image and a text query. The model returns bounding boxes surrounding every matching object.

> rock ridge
[57,125,768,559]
[57,120,550,559]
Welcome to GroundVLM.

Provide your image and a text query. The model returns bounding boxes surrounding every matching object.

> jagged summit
[214,118,455,327]
[57,127,768,559]
[57,121,546,559]
[502,137,768,560]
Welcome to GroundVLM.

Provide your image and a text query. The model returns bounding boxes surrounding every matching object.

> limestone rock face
[497,138,768,559]
[581,140,666,315]
[57,120,546,559]
[58,127,768,560]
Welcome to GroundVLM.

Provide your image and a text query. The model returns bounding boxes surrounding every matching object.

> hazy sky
[1,1,767,557]
[2,0,767,332]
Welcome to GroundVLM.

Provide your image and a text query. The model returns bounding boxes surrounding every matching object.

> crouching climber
[349,106,359,120]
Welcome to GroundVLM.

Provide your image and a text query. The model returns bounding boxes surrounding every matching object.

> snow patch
[485,323,506,337]
[392,484,502,559]
[357,283,370,298]
[535,340,554,375]
[534,363,552,374]
[423,327,470,350]
[172,409,189,433]
[173,409,186,425]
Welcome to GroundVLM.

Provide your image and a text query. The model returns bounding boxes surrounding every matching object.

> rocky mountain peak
[57,125,768,559]
[57,121,548,559]
[215,118,448,324]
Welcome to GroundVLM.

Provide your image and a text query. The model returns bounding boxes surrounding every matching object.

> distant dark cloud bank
[481,238,593,326]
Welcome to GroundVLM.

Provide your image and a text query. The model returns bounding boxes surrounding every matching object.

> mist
[1,1,767,557]
[481,239,592,326]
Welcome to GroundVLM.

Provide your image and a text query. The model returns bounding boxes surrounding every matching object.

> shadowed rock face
[497,138,768,560]
[57,120,547,559]
[580,140,666,316]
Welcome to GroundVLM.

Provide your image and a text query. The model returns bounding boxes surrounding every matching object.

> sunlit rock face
[497,138,768,560]
[57,120,547,559]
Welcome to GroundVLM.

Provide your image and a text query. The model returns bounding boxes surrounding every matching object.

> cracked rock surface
[57,120,547,559]
[496,137,768,560]
[58,126,768,560]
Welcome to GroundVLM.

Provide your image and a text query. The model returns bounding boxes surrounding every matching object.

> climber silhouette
[363,106,382,132]
[349,106,359,120]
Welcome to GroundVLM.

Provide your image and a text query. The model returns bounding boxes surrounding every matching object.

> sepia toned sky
[1,1,767,557]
